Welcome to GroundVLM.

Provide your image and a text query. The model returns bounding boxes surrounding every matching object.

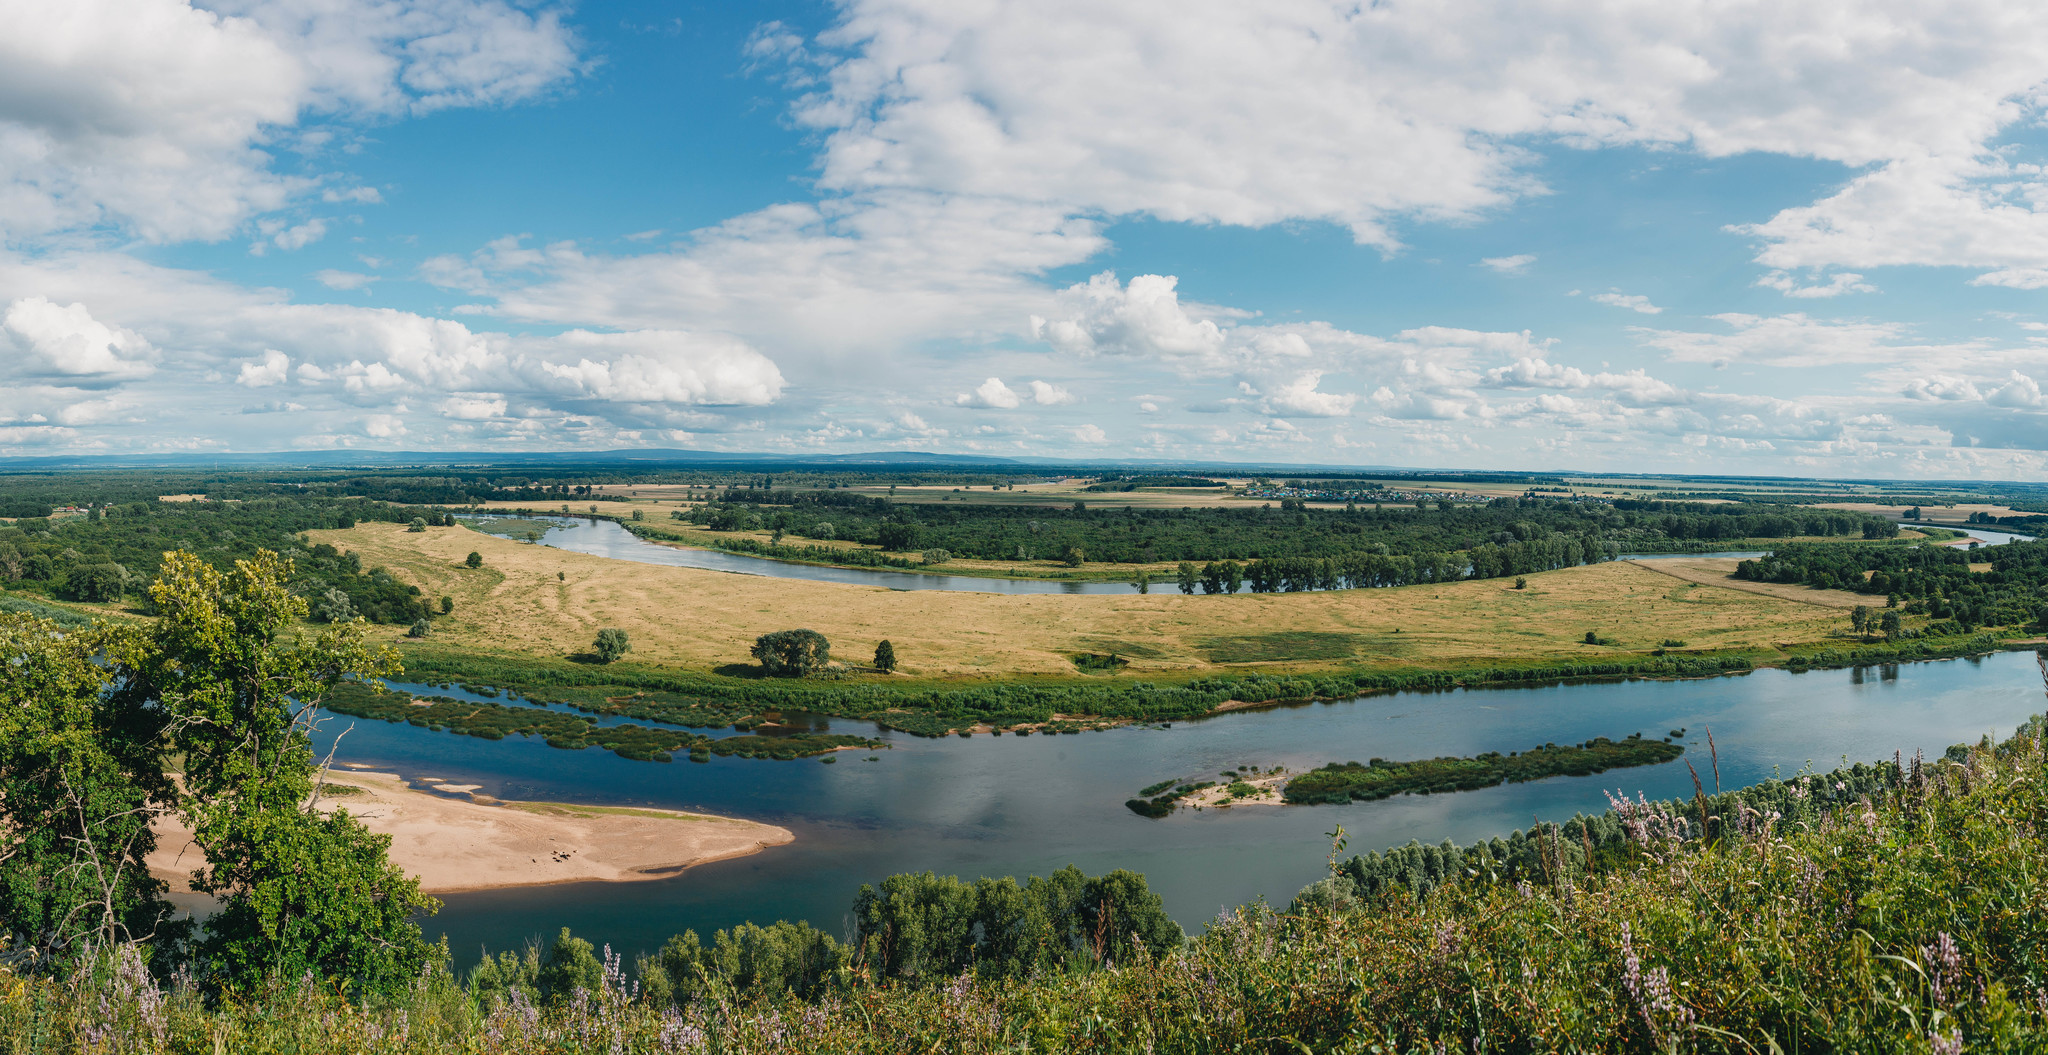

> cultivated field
[310,521,1857,678]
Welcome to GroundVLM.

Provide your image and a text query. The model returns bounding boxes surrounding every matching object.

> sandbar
[147,771,792,894]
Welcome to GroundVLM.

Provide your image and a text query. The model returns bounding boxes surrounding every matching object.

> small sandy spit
[148,771,792,894]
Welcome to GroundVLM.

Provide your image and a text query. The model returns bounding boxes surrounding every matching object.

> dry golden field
[307,521,1857,679]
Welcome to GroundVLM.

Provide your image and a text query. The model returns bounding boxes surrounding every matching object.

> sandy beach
[147,770,793,894]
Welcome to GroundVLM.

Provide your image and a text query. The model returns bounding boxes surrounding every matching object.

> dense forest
[1737,538,2048,632]
[0,498,444,624]
[684,490,1899,564]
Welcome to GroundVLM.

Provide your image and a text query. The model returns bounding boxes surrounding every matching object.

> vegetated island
[149,770,793,894]
[1125,734,1683,816]
[322,681,884,763]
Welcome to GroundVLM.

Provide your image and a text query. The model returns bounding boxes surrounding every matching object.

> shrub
[920,548,951,565]
[1514,576,1527,589]
[314,588,356,623]
[465,551,483,569]
[873,639,896,673]
[439,596,453,614]
[593,628,631,664]
[62,562,129,602]
[406,619,431,638]
[407,517,427,532]
[753,629,831,676]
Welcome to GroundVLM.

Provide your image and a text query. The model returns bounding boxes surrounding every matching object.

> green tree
[62,562,130,602]
[537,927,602,1004]
[593,628,631,664]
[407,618,431,638]
[1176,561,1197,594]
[920,548,951,565]
[873,639,896,673]
[1879,609,1902,640]
[465,551,483,569]
[439,595,453,615]
[0,616,179,957]
[407,517,427,532]
[1222,560,1244,595]
[1062,545,1086,568]
[1850,605,1871,637]
[117,550,437,994]
[314,587,356,623]
[752,629,831,676]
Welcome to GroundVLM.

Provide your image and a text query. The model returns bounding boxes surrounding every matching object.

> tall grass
[7,718,2045,1051]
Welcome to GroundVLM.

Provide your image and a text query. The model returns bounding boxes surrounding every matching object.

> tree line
[1737,539,2048,632]
[682,491,1898,567]
[0,497,447,625]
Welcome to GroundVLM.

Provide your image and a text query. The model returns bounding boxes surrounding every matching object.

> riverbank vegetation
[1281,734,1685,805]
[9,713,2042,1051]
[319,682,882,762]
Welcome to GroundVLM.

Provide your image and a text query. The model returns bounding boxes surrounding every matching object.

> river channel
[473,516,2033,597]
[320,648,2048,965]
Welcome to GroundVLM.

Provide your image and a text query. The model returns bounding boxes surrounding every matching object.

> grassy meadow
[311,520,1857,679]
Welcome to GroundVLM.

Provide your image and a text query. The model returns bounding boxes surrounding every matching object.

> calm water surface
[318,650,2047,964]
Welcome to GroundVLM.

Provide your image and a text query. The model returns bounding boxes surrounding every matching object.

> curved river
[480,517,2034,597]
[319,649,2047,963]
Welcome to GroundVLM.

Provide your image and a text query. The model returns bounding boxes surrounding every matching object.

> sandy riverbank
[147,770,793,894]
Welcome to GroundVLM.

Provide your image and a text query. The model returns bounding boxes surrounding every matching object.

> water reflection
[319,649,2048,962]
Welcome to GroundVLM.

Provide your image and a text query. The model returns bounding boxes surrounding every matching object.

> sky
[9,2,2048,478]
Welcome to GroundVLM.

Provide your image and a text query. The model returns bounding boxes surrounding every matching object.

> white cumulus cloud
[2,296,155,380]
[236,349,289,387]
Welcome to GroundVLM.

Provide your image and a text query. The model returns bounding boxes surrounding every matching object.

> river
[472,517,2034,597]
[318,648,2047,964]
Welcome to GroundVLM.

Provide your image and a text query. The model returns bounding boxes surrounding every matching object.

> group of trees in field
[1155,534,1619,594]
[1739,539,2048,632]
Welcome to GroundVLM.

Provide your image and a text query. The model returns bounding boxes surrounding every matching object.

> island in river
[148,769,793,894]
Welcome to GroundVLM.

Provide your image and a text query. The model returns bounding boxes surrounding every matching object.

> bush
[314,588,356,623]
[920,548,951,565]
[593,628,630,664]
[407,517,427,532]
[439,595,453,614]
[406,619,431,638]
[465,551,483,568]
[873,639,896,673]
[61,562,129,602]
[753,629,831,676]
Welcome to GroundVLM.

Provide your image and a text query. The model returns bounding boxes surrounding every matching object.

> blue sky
[9,1,2048,477]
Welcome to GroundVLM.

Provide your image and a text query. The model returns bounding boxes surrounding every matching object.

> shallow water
[316,649,2047,964]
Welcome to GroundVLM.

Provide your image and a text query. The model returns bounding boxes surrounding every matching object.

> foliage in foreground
[0,551,437,993]
[9,719,2047,1052]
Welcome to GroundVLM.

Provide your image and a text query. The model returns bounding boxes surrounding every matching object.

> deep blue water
[312,649,2048,965]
